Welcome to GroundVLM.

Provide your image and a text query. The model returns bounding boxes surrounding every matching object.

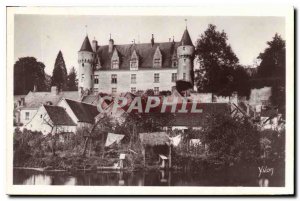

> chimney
[109,39,114,53]
[51,86,59,95]
[92,38,98,52]
[151,34,154,47]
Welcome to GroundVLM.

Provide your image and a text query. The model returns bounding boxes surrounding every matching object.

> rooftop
[64,98,99,123]
[139,132,170,146]
[44,105,76,126]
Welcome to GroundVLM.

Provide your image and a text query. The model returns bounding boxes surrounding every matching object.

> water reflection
[13,167,284,187]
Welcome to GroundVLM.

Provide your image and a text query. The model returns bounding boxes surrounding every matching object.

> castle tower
[177,28,195,86]
[78,35,94,95]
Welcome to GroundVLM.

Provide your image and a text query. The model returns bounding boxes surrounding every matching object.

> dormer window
[130,50,139,70]
[172,61,178,67]
[153,46,162,68]
[111,48,119,69]
[112,59,119,69]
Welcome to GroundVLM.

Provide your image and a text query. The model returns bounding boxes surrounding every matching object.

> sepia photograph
[6,6,294,195]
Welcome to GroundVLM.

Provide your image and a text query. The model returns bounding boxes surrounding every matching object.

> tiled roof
[65,99,99,123]
[96,42,180,70]
[23,91,79,109]
[44,105,76,126]
[180,29,193,46]
[79,36,93,52]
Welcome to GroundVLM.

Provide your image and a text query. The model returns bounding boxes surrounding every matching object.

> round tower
[78,35,94,95]
[177,28,195,86]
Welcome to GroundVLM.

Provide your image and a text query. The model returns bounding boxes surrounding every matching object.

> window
[131,74,136,84]
[183,73,186,80]
[94,75,99,84]
[111,74,117,84]
[131,87,136,94]
[154,58,161,67]
[172,61,177,67]
[112,88,117,94]
[130,58,138,70]
[82,63,84,67]
[93,88,98,94]
[40,114,43,118]
[154,87,159,95]
[183,47,185,50]
[81,74,84,82]
[112,60,119,69]
[154,73,159,83]
[172,73,177,82]
[25,112,30,120]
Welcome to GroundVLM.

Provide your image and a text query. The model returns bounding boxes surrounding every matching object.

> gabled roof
[79,36,93,52]
[64,99,99,123]
[180,29,193,46]
[44,105,76,126]
[23,91,79,109]
[95,42,180,70]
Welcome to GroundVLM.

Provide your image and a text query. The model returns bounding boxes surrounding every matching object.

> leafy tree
[202,114,261,165]
[14,57,47,95]
[51,50,68,91]
[256,34,285,79]
[256,34,286,114]
[195,24,250,97]
[66,66,78,91]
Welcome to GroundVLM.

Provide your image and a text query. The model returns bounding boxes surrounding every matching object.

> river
[13,165,284,186]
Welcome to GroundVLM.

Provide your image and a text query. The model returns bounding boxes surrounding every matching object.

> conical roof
[180,29,193,46]
[79,36,93,52]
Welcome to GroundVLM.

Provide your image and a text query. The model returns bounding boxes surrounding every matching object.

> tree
[256,34,286,115]
[202,114,261,165]
[14,57,47,95]
[66,67,78,91]
[256,34,285,79]
[195,24,247,96]
[51,50,68,91]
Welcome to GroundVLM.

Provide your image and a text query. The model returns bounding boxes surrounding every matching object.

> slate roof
[79,35,93,52]
[23,91,79,109]
[96,42,180,70]
[44,105,76,126]
[180,29,193,46]
[64,99,99,123]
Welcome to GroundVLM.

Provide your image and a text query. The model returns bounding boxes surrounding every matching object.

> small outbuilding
[139,132,172,169]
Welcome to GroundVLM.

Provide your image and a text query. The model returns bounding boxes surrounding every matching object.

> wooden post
[168,145,172,169]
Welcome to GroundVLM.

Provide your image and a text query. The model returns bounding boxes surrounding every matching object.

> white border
[6,6,294,195]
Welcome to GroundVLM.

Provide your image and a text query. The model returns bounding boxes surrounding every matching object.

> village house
[14,86,78,125]
[25,105,77,135]
[57,98,99,128]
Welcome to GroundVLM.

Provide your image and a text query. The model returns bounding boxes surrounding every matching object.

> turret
[78,35,94,95]
[177,28,195,86]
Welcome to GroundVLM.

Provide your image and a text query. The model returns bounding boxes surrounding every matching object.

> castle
[78,27,195,96]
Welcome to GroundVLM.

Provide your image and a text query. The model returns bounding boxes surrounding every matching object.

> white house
[57,98,99,128]
[25,105,77,135]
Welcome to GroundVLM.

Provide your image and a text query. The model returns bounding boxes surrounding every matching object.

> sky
[14,15,285,75]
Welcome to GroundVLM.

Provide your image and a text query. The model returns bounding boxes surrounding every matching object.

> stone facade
[78,28,195,96]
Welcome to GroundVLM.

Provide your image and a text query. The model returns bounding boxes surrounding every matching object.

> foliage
[51,51,68,91]
[176,80,193,94]
[202,114,261,165]
[66,66,78,91]
[256,34,286,115]
[14,57,47,95]
[195,24,250,97]
[256,34,285,79]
